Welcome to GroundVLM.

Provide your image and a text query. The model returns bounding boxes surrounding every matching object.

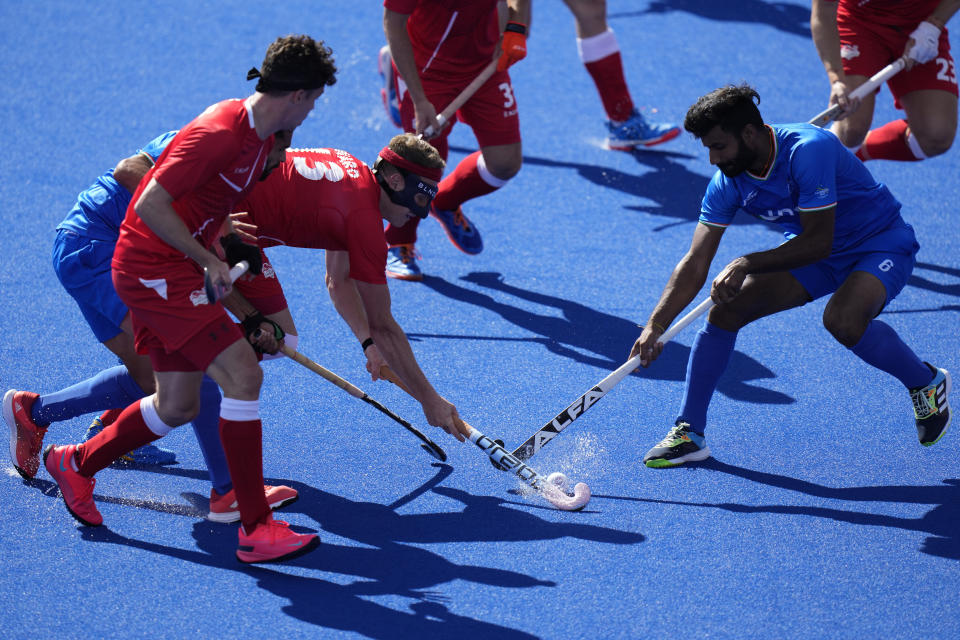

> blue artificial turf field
[2,2,959,638]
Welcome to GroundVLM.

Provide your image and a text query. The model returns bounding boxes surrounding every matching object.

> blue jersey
[699,124,903,253]
[56,131,177,241]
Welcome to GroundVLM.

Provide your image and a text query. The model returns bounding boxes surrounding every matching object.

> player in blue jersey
[3,132,297,522]
[629,84,951,467]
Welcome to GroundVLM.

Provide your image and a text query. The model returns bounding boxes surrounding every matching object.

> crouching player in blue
[630,84,951,467]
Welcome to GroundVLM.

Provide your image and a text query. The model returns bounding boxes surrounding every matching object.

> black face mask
[373,158,437,218]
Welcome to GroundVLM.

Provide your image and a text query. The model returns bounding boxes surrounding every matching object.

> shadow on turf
[595,458,960,561]
[410,271,794,406]
[56,463,644,638]
[625,0,811,38]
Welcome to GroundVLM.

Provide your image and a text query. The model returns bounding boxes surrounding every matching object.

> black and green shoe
[643,421,711,468]
[911,363,951,446]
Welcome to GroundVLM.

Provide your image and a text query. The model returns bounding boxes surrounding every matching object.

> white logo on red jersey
[139,277,169,300]
[841,45,860,60]
[262,262,276,279]
[189,289,209,306]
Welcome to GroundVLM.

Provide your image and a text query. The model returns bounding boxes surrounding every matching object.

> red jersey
[384,0,500,81]
[114,99,272,270]
[835,0,940,27]
[236,148,389,285]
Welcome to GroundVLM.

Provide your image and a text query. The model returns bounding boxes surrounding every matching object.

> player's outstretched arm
[630,223,723,366]
[324,250,389,379]
[356,279,469,441]
[383,7,439,137]
[810,0,860,118]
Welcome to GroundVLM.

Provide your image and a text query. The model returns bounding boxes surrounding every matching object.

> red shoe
[236,515,319,564]
[208,484,299,523]
[43,444,102,526]
[4,389,48,479]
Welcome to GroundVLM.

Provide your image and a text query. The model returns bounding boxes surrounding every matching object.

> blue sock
[677,322,738,434]
[191,377,232,495]
[31,365,146,427]
[850,319,932,389]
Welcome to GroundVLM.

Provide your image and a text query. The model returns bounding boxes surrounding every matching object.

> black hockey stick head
[421,442,447,462]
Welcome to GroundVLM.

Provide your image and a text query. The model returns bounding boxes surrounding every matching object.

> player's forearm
[647,254,709,330]
[384,9,428,105]
[326,276,373,343]
[739,229,833,274]
[929,0,960,28]
[370,319,439,404]
[135,183,216,267]
[507,0,531,31]
[810,0,845,82]
[113,152,154,194]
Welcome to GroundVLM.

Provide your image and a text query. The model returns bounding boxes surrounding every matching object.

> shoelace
[656,426,687,447]
[911,386,936,419]
[397,245,421,264]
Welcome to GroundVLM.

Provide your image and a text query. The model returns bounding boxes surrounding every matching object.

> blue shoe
[83,416,178,466]
[606,108,681,150]
[911,363,951,446]
[378,45,402,129]
[643,420,711,468]
[386,244,423,281]
[430,205,483,255]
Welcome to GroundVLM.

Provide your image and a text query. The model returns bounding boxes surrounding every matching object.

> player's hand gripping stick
[809,57,907,127]
[420,59,498,139]
[204,260,249,304]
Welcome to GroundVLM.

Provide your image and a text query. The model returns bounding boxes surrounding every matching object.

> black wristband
[361,337,375,352]
[505,21,526,35]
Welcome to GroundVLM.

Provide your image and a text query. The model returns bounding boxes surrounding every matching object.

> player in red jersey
[379,0,531,281]
[41,35,338,564]
[226,132,471,439]
[811,0,960,161]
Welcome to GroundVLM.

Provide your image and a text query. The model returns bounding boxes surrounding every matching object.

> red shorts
[232,250,288,315]
[400,68,521,148]
[112,260,244,372]
[838,11,958,108]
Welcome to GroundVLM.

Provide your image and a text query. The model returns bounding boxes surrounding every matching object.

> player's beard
[717,136,758,177]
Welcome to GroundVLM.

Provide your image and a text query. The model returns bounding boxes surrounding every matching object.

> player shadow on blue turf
[68,463,643,638]
[629,0,811,37]
[411,271,793,406]
[609,459,960,562]
[904,261,960,300]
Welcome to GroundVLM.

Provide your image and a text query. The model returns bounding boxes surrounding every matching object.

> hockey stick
[377,368,591,511]
[280,344,447,462]
[499,296,716,467]
[420,58,499,139]
[809,57,907,127]
[204,260,249,303]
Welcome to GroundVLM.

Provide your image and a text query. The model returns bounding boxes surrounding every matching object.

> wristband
[361,337,375,352]
[505,21,527,35]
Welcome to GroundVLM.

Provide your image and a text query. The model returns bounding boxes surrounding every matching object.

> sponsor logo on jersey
[233,166,250,174]
[758,207,797,221]
[815,185,830,199]
[742,190,759,207]
[189,289,209,306]
[262,262,276,279]
[841,44,860,60]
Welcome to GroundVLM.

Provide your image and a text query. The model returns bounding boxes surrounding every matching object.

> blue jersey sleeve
[789,134,838,213]
[138,130,178,164]
[699,170,740,228]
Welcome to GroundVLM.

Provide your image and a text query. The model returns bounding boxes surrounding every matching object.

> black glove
[220,233,262,276]
[241,312,285,353]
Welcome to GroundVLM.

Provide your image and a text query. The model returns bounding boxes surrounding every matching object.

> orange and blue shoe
[643,420,711,468]
[236,514,320,564]
[3,389,47,479]
[378,45,402,129]
[43,444,102,526]
[606,108,681,151]
[386,244,424,281]
[430,204,483,255]
[208,484,299,523]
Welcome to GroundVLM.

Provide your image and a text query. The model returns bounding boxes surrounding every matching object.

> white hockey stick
[809,57,907,127]
[420,59,498,139]
[379,368,590,510]
[502,296,716,465]
[204,260,249,303]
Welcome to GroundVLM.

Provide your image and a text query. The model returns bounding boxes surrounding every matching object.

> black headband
[247,67,325,92]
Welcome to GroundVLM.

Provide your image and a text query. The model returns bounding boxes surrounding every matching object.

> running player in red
[40,35,338,565]
[226,133,471,439]
[562,0,680,150]
[811,0,960,162]
[378,0,531,281]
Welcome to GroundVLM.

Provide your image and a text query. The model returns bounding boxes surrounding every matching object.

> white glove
[907,21,941,64]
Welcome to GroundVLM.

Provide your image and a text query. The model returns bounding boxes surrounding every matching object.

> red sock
[584,53,634,122]
[98,408,124,427]
[858,119,922,162]
[218,417,270,531]
[75,401,160,476]
[432,151,499,211]
[385,216,421,246]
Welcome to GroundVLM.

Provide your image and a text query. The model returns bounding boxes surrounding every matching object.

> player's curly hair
[386,133,445,171]
[255,34,337,95]
[684,84,764,139]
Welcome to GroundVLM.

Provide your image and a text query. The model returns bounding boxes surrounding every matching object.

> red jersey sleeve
[153,126,240,201]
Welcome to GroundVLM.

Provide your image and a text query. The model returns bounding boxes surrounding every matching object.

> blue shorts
[790,220,919,307]
[52,229,127,342]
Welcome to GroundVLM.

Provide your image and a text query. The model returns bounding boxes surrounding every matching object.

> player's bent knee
[822,311,867,348]
[917,131,954,158]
